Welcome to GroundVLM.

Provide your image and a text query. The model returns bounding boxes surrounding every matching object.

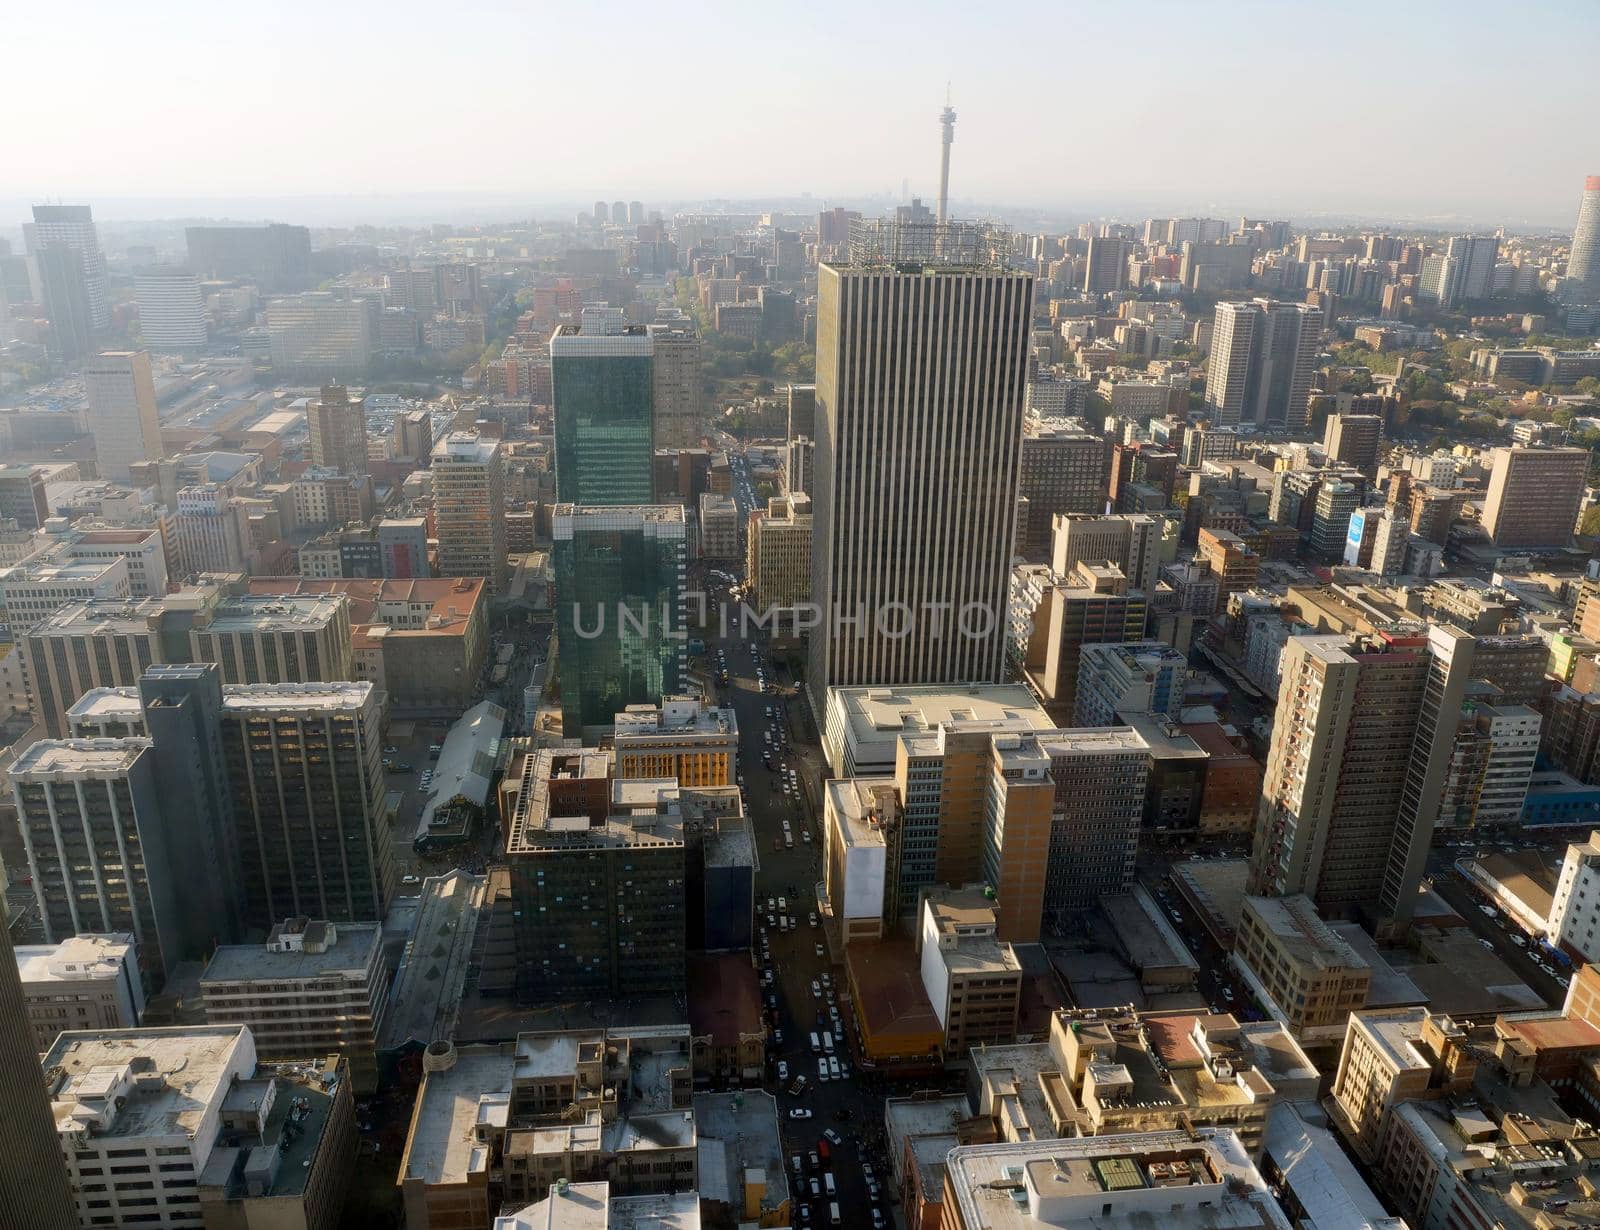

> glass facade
[552,351,654,505]
[554,508,686,735]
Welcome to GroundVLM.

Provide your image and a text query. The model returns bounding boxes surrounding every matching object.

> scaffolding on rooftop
[846,217,1015,270]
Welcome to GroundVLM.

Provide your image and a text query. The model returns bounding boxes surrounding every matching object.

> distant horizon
[1,185,1590,242]
[9,0,1596,238]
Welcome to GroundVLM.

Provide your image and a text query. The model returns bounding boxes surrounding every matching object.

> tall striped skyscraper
[808,225,1032,709]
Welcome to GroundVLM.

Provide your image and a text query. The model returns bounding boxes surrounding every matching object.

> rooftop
[831,683,1053,765]
[1263,1103,1404,1230]
[1242,896,1369,975]
[495,1183,702,1230]
[381,870,487,1052]
[201,921,381,985]
[12,737,150,778]
[15,934,137,984]
[431,432,500,463]
[945,1128,1292,1230]
[45,1025,252,1141]
[692,1089,789,1215]
[399,1044,515,1188]
[825,777,894,849]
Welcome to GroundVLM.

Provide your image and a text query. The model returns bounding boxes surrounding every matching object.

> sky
[9,0,1600,229]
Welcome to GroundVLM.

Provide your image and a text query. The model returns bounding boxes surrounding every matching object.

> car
[777,1061,789,1080]
[778,897,788,911]
[788,1108,813,1120]
[822,1128,842,1146]
[1480,905,1498,917]
[791,1155,804,1176]
[808,1179,821,1198]
[815,943,826,957]
[817,1058,830,1081]
[789,1075,807,1095]
[774,1029,785,1045]
[808,912,819,928]
[811,980,822,998]
[802,830,812,844]
[808,1151,821,1171]
[1513,935,1528,946]
[767,897,777,912]
[402,874,421,885]
[384,745,399,754]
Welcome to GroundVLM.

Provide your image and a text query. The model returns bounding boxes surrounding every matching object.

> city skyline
[7,0,1599,228]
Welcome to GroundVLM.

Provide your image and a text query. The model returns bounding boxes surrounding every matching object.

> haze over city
[7,0,1600,228]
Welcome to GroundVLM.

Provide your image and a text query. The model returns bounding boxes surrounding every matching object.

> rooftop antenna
[938,87,956,225]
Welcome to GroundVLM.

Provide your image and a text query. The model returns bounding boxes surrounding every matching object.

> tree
[1582,506,1600,537]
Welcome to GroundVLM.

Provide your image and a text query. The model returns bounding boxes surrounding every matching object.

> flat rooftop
[831,684,1053,766]
[1264,1103,1405,1230]
[45,1025,250,1141]
[202,922,381,985]
[1243,896,1368,974]
[16,934,136,983]
[1101,887,1200,975]
[400,1045,514,1188]
[693,1089,788,1215]
[12,737,149,778]
[825,777,892,849]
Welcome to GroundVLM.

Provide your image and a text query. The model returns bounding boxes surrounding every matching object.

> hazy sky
[10,0,1600,227]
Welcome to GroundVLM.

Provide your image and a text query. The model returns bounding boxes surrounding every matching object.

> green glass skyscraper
[554,503,686,737]
[551,307,655,505]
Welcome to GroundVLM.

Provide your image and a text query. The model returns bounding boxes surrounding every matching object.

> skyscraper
[553,503,686,738]
[29,203,109,329]
[83,350,164,480]
[1446,234,1500,303]
[133,268,208,349]
[308,383,369,476]
[551,308,655,504]
[34,244,96,361]
[431,432,507,589]
[0,917,78,1230]
[647,322,701,450]
[1481,445,1588,548]
[1204,300,1323,431]
[1569,176,1600,299]
[809,226,1032,709]
[184,222,312,290]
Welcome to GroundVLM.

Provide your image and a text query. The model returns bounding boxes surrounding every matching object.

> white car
[788,1108,813,1120]
[777,1061,789,1081]
[811,980,822,998]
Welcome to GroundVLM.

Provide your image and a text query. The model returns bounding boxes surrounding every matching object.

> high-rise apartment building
[29,204,109,330]
[218,682,394,930]
[1324,413,1384,473]
[1204,299,1323,430]
[553,504,686,737]
[648,323,701,450]
[809,235,1032,708]
[1480,445,1588,548]
[185,222,313,290]
[1017,427,1106,560]
[1083,235,1130,293]
[84,350,164,481]
[1252,626,1504,932]
[1445,233,1500,304]
[1051,513,1161,596]
[1035,727,1152,916]
[1018,561,1148,720]
[1568,175,1600,300]
[1074,641,1188,726]
[746,492,812,615]
[133,269,208,349]
[551,309,654,505]
[307,384,369,476]
[431,432,506,589]
[0,921,78,1230]
[504,747,685,1000]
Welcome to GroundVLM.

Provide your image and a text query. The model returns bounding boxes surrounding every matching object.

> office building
[916,887,1023,1056]
[185,222,313,290]
[201,918,386,1091]
[11,739,185,985]
[1480,445,1588,548]
[0,921,79,1230]
[218,682,394,930]
[1018,561,1148,721]
[174,483,252,576]
[133,269,208,350]
[553,504,686,738]
[0,463,50,529]
[307,384,368,477]
[649,324,701,450]
[1018,428,1108,560]
[1324,413,1383,473]
[30,203,109,329]
[504,747,686,1000]
[1074,641,1187,727]
[45,1025,354,1230]
[698,491,739,558]
[0,551,132,632]
[1235,895,1371,1038]
[787,382,816,439]
[84,350,164,481]
[551,309,654,505]
[808,232,1031,709]
[942,1128,1291,1230]
[746,492,812,615]
[1050,514,1159,612]
[1329,1008,1476,1160]
[821,682,1054,778]
[1196,527,1260,602]
[431,432,506,589]
[266,293,374,378]
[378,517,431,578]
[35,243,97,360]
[14,933,144,1052]
[1204,300,1323,430]
[1569,175,1600,299]
[612,695,737,786]
[1310,481,1361,563]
